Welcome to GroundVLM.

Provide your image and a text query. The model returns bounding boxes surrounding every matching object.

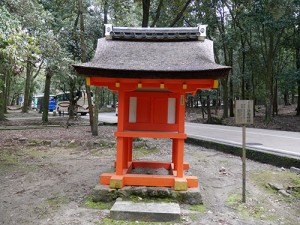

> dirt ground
[0,109,300,225]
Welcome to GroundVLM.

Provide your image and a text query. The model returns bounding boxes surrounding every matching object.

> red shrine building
[74,25,230,191]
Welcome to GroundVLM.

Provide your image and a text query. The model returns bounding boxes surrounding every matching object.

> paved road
[97,113,300,160]
[186,122,300,160]
[98,112,118,124]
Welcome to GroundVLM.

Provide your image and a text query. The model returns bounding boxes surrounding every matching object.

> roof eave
[73,65,231,80]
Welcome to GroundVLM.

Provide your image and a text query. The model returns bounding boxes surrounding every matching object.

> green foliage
[0,0,299,120]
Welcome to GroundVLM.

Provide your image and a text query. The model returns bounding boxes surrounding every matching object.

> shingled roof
[73,26,230,80]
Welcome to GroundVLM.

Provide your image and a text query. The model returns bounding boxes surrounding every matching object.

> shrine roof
[74,26,230,80]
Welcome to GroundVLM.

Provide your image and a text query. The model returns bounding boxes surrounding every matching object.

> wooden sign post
[235,100,253,203]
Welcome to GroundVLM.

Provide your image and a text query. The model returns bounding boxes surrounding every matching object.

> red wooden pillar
[110,90,126,188]
[176,139,184,178]
[116,137,125,175]
[172,139,178,170]
[173,91,188,190]
[128,137,133,163]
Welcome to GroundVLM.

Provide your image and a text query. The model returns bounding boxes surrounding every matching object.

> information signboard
[235,100,254,125]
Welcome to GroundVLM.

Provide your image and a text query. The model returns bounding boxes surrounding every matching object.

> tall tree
[78,0,95,132]
[142,0,151,27]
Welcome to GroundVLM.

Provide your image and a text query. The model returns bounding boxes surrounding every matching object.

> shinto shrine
[74,25,230,191]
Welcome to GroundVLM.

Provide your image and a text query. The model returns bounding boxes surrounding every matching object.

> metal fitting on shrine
[198,24,207,41]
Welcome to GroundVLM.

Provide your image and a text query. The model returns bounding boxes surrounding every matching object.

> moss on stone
[189,204,206,213]
[84,199,112,209]
[98,217,174,225]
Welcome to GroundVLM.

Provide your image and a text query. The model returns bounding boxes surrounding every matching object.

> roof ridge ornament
[104,24,207,41]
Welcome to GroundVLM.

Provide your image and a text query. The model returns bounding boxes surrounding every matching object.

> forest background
[0,0,300,130]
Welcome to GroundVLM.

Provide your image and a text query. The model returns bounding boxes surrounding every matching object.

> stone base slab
[110,200,180,222]
[92,184,202,205]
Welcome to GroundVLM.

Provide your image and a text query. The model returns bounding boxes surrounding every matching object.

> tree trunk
[42,68,52,123]
[241,36,246,100]
[264,34,274,123]
[103,0,108,33]
[22,58,32,113]
[297,81,300,116]
[273,78,278,116]
[68,85,77,120]
[142,0,151,27]
[251,58,256,117]
[28,83,34,111]
[113,92,116,108]
[0,62,5,120]
[229,49,234,117]
[107,91,110,106]
[4,69,11,113]
[229,77,234,117]
[283,89,290,106]
[92,87,101,136]
[221,77,229,118]
[296,43,300,116]
[79,0,94,131]
[207,94,212,123]
[101,88,105,107]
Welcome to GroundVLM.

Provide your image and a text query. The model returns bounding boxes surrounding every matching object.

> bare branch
[169,0,192,27]
[151,0,164,27]
[32,60,44,80]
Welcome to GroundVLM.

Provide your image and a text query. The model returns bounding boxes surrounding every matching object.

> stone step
[110,200,180,222]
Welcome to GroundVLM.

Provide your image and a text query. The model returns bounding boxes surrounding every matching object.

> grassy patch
[250,170,299,187]
[189,204,206,213]
[250,170,300,198]
[0,149,21,172]
[226,193,277,221]
[84,199,112,210]
[226,193,242,208]
[133,147,159,159]
[0,149,18,164]
[28,139,51,146]
[46,195,69,209]
[226,193,264,218]
[0,147,49,173]
[33,195,69,219]
[24,148,49,158]
[90,147,114,157]
[292,176,300,186]
[290,176,300,198]
[189,213,198,220]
